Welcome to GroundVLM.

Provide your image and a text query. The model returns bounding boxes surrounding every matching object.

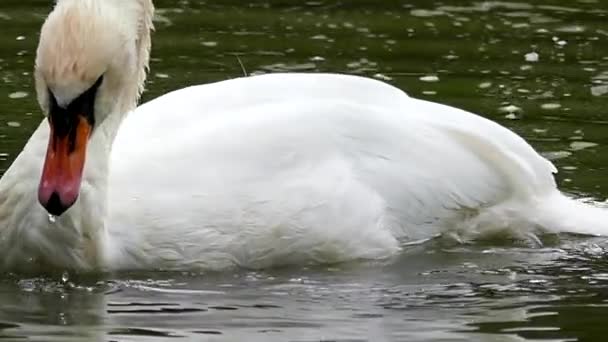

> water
[0,0,607,341]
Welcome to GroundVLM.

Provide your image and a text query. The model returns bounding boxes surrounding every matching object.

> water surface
[0,0,608,341]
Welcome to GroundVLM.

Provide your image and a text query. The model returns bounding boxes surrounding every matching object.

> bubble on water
[478,82,492,89]
[48,214,57,224]
[373,73,392,81]
[570,141,598,151]
[310,34,328,40]
[541,103,562,110]
[8,91,28,99]
[524,52,539,62]
[498,104,522,113]
[512,22,530,29]
[542,151,572,160]
[419,75,439,82]
[261,63,316,72]
[556,25,585,33]
[593,71,608,81]
[591,85,608,96]
[410,9,446,17]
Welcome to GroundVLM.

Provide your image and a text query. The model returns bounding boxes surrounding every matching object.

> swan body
[0,0,606,273]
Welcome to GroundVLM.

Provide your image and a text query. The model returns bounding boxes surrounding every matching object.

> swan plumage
[0,0,606,273]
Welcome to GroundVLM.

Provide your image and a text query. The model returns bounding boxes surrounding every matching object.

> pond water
[0,0,608,341]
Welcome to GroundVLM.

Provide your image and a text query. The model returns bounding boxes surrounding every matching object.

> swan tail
[459,192,608,242]
[440,125,608,238]
[531,192,608,236]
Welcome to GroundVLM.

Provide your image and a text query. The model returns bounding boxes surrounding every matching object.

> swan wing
[107,73,559,267]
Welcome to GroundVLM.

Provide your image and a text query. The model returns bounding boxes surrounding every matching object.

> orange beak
[38,116,92,216]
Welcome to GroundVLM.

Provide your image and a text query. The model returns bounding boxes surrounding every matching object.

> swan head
[34,0,154,216]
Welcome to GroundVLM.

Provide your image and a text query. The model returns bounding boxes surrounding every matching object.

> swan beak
[38,116,92,216]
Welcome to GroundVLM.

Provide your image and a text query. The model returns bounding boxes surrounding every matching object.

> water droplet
[48,214,57,224]
[6,121,20,127]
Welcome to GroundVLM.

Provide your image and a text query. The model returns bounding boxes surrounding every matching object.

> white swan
[0,0,605,273]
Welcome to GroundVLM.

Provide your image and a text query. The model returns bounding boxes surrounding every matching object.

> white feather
[1,0,607,273]
[99,73,607,270]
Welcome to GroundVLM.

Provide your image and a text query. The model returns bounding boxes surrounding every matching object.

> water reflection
[2,240,608,341]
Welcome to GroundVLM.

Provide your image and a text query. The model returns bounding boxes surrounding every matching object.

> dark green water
[0,0,608,341]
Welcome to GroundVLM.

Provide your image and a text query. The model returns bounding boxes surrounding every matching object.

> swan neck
[96,110,128,150]
[0,122,108,272]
